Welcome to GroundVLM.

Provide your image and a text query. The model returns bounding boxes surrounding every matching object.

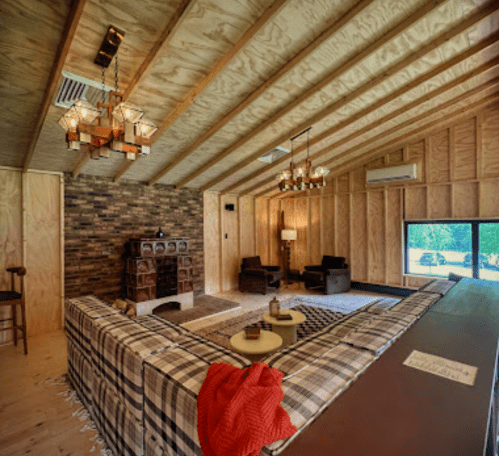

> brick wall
[64,174,204,303]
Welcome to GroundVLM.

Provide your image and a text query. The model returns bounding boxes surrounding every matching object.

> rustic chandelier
[58,26,157,160]
[276,127,329,192]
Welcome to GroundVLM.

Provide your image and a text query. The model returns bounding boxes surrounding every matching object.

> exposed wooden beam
[72,151,90,178]
[246,81,499,196]
[222,36,499,194]
[175,0,460,189]
[150,0,290,145]
[22,0,87,171]
[113,156,140,182]
[146,0,375,186]
[199,0,499,191]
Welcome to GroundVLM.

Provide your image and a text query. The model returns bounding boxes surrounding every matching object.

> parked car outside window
[419,252,446,266]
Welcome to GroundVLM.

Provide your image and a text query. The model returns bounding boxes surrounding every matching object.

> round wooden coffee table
[230,330,283,363]
[263,310,306,346]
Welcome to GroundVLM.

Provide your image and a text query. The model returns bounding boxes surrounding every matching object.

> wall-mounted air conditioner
[366,163,418,184]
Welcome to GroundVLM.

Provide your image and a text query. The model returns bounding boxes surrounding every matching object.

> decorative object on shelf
[276,127,330,192]
[276,313,293,321]
[269,296,280,317]
[281,229,297,284]
[156,227,164,238]
[58,26,158,160]
[244,326,261,340]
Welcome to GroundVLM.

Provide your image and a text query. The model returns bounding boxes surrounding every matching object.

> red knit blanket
[197,362,297,456]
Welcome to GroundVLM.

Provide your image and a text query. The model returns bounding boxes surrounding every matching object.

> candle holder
[269,296,280,317]
[244,326,261,339]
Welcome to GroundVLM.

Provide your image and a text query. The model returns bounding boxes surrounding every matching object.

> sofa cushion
[327,311,375,339]
[244,256,262,270]
[419,279,455,296]
[264,344,374,455]
[65,295,121,357]
[67,340,93,412]
[91,314,177,421]
[144,347,210,456]
[343,311,417,355]
[360,297,401,315]
[136,314,190,339]
[92,373,144,456]
[391,292,440,317]
[322,256,345,269]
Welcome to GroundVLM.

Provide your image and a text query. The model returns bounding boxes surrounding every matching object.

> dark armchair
[239,256,283,295]
[302,256,351,294]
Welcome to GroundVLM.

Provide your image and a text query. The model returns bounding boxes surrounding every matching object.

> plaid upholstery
[419,279,455,296]
[136,314,190,340]
[327,311,374,338]
[360,297,401,315]
[144,347,210,456]
[65,295,121,357]
[92,373,144,456]
[144,430,168,456]
[263,344,374,455]
[91,314,177,421]
[67,340,93,411]
[343,311,418,355]
[263,332,340,377]
[391,292,440,317]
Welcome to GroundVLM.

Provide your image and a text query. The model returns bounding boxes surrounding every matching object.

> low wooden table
[230,330,283,363]
[263,310,306,346]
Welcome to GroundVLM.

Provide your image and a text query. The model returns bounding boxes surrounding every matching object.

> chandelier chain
[115,54,119,93]
[101,66,106,103]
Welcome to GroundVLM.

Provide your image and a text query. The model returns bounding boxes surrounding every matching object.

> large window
[404,220,499,281]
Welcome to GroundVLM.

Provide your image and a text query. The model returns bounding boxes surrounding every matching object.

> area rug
[153,294,240,324]
[291,293,385,313]
[196,301,345,350]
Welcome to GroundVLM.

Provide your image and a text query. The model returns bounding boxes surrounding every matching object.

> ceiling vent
[258,146,290,164]
[54,71,113,108]
[366,163,418,184]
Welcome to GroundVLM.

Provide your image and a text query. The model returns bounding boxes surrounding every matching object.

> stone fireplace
[125,237,194,315]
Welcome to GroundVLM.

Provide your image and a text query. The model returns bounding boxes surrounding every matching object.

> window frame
[403,219,499,279]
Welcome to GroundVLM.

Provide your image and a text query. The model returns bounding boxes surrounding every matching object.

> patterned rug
[196,302,345,350]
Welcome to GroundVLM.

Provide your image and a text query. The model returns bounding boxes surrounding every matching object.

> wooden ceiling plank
[245,80,499,196]
[150,0,290,144]
[22,0,87,171]
[221,34,499,194]
[175,0,452,189]
[200,0,499,191]
[146,0,375,186]
[254,91,499,199]
[72,151,90,178]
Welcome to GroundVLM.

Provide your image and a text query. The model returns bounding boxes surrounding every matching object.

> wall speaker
[225,204,235,211]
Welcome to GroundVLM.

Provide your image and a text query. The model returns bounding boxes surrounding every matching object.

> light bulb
[70,119,77,128]
[125,109,131,119]
[81,108,87,117]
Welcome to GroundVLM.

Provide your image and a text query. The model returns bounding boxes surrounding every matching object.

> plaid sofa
[65,284,452,456]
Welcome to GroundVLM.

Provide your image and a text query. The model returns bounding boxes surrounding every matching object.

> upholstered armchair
[302,256,351,294]
[239,256,283,295]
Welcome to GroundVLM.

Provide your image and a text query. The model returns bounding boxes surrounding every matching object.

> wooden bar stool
[0,267,27,354]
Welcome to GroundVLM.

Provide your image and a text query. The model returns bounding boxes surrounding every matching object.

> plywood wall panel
[387,149,404,165]
[269,198,281,266]
[256,198,270,265]
[25,173,61,337]
[0,170,22,345]
[453,182,479,219]
[408,140,426,183]
[405,276,432,289]
[309,197,321,265]
[351,167,366,192]
[204,192,221,294]
[335,195,349,263]
[405,187,427,220]
[221,195,239,291]
[368,191,385,284]
[239,196,255,260]
[337,173,349,193]
[281,198,296,268]
[429,129,450,184]
[294,197,308,271]
[351,193,367,282]
[480,180,499,218]
[428,185,452,219]
[321,195,334,255]
[386,189,402,285]
[482,108,499,179]
[453,118,477,181]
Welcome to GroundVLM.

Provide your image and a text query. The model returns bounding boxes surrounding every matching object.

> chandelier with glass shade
[58,26,158,160]
[276,127,329,192]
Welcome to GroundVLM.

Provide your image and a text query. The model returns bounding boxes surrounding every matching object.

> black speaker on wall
[225,204,235,211]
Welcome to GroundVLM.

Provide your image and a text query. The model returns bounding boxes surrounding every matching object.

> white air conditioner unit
[366,163,418,184]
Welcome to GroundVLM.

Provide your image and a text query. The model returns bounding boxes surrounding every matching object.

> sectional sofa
[65,279,455,456]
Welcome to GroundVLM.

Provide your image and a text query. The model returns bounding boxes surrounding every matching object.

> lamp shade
[281,229,297,241]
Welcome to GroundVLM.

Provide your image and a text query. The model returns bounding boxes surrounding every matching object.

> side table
[230,330,283,363]
[263,310,306,346]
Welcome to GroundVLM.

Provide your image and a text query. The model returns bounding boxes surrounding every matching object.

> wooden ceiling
[2,0,498,197]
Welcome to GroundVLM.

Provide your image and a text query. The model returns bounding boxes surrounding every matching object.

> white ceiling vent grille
[258,146,290,164]
[366,163,418,184]
[55,71,113,108]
